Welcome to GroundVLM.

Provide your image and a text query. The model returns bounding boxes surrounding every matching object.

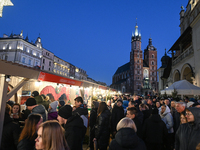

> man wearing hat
[110,99,124,138]
[31,91,49,111]
[57,105,85,150]
[26,97,47,122]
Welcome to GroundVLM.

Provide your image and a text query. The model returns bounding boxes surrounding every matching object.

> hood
[149,114,162,122]
[32,105,46,114]
[115,128,139,148]
[73,104,88,116]
[160,105,171,116]
[49,101,58,112]
[3,113,13,125]
[65,114,84,128]
[188,107,200,129]
[34,95,44,104]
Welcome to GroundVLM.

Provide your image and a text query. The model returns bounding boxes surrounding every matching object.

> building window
[42,66,44,70]
[49,61,51,66]
[22,57,26,63]
[28,59,31,65]
[35,61,38,66]
[43,59,45,64]
[49,68,50,71]
[152,54,154,58]
[5,55,8,61]
[152,66,154,70]
[152,61,154,65]
[152,77,154,81]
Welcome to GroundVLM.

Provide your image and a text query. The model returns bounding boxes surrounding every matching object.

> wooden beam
[7,78,29,100]
[0,74,9,146]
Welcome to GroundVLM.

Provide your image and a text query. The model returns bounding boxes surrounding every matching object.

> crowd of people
[1,91,200,150]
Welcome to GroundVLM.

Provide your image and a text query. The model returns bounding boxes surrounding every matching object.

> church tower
[143,38,157,94]
[130,23,143,95]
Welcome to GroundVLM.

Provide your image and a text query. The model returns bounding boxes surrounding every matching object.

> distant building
[0,32,42,68]
[160,1,200,89]
[111,24,158,96]
[0,31,88,81]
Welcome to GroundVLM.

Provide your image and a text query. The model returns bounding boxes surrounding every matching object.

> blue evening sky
[0,0,188,85]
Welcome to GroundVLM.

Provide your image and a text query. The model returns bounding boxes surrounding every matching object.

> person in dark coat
[142,108,168,150]
[26,97,48,122]
[89,101,99,150]
[139,103,151,124]
[17,114,43,150]
[175,107,200,150]
[109,117,146,150]
[126,107,143,138]
[1,104,21,150]
[72,96,88,133]
[94,102,111,150]
[57,105,85,150]
[111,99,124,138]
[173,102,186,133]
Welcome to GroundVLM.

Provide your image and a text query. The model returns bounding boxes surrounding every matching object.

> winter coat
[173,109,186,134]
[142,114,168,145]
[31,105,47,122]
[109,128,146,150]
[48,111,58,120]
[95,109,111,149]
[64,114,85,150]
[175,107,200,150]
[89,108,98,149]
[1,113,21,150]
[35,95,49,111]
[160,108,174,133]
[111,105,124,132]
[17,134,37,150]
[133,117,143,138]
[72,104,88,135]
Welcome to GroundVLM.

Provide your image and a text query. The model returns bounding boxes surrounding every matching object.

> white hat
[187,101,194,108]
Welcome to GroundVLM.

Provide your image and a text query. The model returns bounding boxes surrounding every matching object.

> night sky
[0,0,188,85]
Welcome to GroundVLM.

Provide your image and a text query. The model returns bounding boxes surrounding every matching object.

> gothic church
[111,24,158,96]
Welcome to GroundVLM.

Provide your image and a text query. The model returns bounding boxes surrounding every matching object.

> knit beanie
[152,108,158,114]
[58,105,72,119]
[31,91,39,97]
[117,99,123,104]
[50,101,58,112]
[59,100,65,107]
[26,98,37,106]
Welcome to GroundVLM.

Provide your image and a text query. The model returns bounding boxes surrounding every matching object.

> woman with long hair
[17,114,43,150]
[93,102,111,150]
[109,117,146,150]
[11,103,23,123]
[35,120,69,150]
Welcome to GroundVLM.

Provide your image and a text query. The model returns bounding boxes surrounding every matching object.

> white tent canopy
[161,80,200,95]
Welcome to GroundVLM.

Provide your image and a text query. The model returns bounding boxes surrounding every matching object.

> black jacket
[95,109,111,149]
[175,107,200,150]
[72,104,88,116]
[142,114,168,144]
[17,134,37,150]
[64,114,85,150]
[111,105,124,132]
[109,128,146,150]
[133,117,143,139]
[89,108,98,149]
[1,113,21,150]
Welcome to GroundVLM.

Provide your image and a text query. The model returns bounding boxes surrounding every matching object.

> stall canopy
[161,80,200,95]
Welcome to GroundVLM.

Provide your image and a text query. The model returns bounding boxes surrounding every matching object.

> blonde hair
[39,120,69,150]
[116,117,137,132]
